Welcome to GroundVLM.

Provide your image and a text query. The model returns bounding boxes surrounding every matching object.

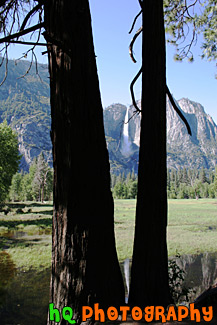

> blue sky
[90,0,217,124]
[7,0,217,123]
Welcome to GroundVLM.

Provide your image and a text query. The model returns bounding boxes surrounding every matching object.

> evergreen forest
[8,163,217,202]
[111,167,217,200]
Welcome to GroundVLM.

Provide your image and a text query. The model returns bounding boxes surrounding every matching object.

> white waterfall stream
[121,107,132,156]
[124,258,130,303]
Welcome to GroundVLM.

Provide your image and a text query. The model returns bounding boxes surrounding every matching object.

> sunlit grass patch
[114,199,135,261]
[0,202,52,270]
[114,198,217,261]
[8,243,51,270]
[1,198,217,268]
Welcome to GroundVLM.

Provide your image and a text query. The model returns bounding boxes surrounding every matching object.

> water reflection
[0,228,52,239]
[0,266,50,325]
[2,230,27,239]
[0,251,16,308]
[0,252,216,324]
[121,252,217,303]
[0,251,16,283]
[175,252,217,300]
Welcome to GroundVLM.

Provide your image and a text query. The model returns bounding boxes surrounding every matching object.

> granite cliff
[0,60,216,173]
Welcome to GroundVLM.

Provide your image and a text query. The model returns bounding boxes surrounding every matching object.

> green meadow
[0,199,217,271]
[115,199,217,261]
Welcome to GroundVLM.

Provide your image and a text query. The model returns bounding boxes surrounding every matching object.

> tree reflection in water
[0,252,216,325]
[174,252,217,301]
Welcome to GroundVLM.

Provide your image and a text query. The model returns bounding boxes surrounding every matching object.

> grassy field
[115,198,217,261]
[0,202,53,270]
[0,199,217,270]
[167,199,217,256]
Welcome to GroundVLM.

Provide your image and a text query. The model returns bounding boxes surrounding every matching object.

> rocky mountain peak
[0,59,216,173]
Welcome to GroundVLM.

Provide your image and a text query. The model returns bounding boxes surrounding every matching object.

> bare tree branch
[7,40,47,46]
[0,1,45,85]
[0,48,8,86]
[0,22,44,44]
[130,66,142,113]
[138,0,143,9]
[129,10,142,34]
[166,85,192,136]
[126,109,140,123]
[20,3,42,33]
[129,26,143,63]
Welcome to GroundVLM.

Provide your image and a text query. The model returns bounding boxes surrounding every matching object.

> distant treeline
[167,167,217,199]
[9,153,53,202]
[111,167,217,199]
[9,161,217,201]
[111,171,138,199]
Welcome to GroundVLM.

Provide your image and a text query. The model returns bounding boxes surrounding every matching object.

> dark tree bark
[128,0,172,307]
[44,1,125,323]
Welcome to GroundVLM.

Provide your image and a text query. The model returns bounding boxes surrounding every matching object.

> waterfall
[124,258,130,303]
[121,107,132,156]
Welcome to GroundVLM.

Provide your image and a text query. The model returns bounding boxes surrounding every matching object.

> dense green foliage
[167,166,217,199]
[164,0,217,62]
[0,121,20,203]
[112,167,217,199]
[111,171,138,199]
[9,153,53,202]
[168,254,194,304]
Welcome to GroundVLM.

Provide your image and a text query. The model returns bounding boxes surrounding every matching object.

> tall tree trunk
[44,1,125,323]
[41,182,44,203]
[128,0,172,307]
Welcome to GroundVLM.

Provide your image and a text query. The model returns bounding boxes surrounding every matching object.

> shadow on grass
[0,218,52,229]
[28,203,53,208]
[33,210,53,216]
[2,202,53,209]
[0,234,46,250]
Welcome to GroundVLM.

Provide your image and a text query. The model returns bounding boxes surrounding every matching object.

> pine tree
[0,121,20,203]
[43,1,125,321]
[131,170,136,181]
[182,167,188,184]
[128,180,138,199]
[126,172,132,184]
[113,182,124,199]
[33,153,49,202]
[199,167,207,184]
[129,0,172,308]
[187,169,193,185]
[209,170,215,184]
[213,166,217,197]
[177,168,182,184]
[164,0,217,62]
[9,172,23,201]
[167,169,171,191]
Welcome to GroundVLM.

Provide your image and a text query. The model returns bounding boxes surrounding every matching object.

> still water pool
[0,238,216,324]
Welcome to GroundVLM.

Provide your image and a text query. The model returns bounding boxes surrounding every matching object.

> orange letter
[166,306,177,322]
[120,306,130,321]
[190,303,201,322]
[178,306,189,322]
[94,303,105,322]
[155,306,166,323]
[144,306,154,322]
[82,306,93,322]
[131,307,142,321]
[107,307,118,321]
[202,306,213,322]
